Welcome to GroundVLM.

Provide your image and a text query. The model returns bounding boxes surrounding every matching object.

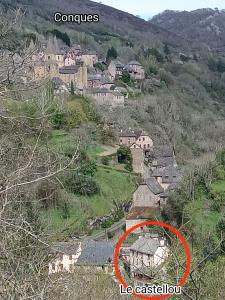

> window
[69,264,73,271]
[143,137,145,141]
[52,263,55,271]
[147,144,150,148]
[120,139,122,143]
[139,138,141,142]
[59,254,63,261]
[144,144,146,149]
[69,255,72,260]
[48,55,50,60]
[58,56,60,60]
[59,264,63,271]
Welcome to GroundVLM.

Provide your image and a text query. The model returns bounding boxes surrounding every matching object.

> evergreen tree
[106,46,118,60]
[163,43,170,56]
[70,81,75,95]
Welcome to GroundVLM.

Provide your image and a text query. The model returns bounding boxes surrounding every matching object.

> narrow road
[85,218,125,241]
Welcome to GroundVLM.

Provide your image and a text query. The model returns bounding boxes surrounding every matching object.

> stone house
[76,50,98,67]
[147,145,177,168]
[76,240,114,275]
[132,178,164,208]
[129,234,169,281]
[58,64,87,89]
[49,240,114,275]
[119,129,139,147]
[119,129,153,151]
[49,242,82,274]
[152,165,181,190]
[135,131,154,150]
[87,74,113,89]
[125,61,145,80]
[64,55,76,66]
[87,88,124,106]
[108,60,124,80]
[130,144,144,174]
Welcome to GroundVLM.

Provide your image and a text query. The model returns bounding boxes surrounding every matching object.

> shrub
[78,160,97,177]
[117,145,132,164]
[65,173,100,196]
[125,163,133,172]
[101,156,110,165]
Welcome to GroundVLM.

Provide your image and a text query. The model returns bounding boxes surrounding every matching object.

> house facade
[87,88,124,106]
[108,60,124,79]
[129,234,169,281]
[125,61,145,80]
[49,242,82,274]
[49,240,114,275]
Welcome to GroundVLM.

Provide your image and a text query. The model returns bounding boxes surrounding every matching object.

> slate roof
[145,177,164,194]
[126,207,158,220]
[50,242,80,255]
[130,236,160,255]
[77,240,114,266]
[119,128,141,138]
[127,61,142,66]
[113,60,124,68]
[88,74,102,80]
[59,66,79,74]
[154,145,174,158]
[157,156,175,168]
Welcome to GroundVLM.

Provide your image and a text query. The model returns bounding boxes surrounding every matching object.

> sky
[93,0,224,19]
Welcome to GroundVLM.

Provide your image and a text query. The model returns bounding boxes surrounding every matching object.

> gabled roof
[77,240,114,266]
[119,128,141,138]
[50,242,80,255]
[145,177,164,194]
[88,74,102,81]
[153,145,174,158]
[127,60,142,66]
[59,65,79,74]
[130,236,160,255]
[112,60,124,68]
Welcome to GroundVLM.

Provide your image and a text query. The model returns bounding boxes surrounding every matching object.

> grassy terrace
[41,130,137,237]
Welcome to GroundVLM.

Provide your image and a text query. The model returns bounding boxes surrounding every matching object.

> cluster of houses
[118,128,181,233]
[30,37,145,107]
[48,128,181,286]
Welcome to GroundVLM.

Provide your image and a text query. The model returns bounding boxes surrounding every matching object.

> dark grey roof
[113,60,124,68]
[119,128,141,138]
[145,177,164,194]
[59,66,79,74]
[77,240,114,266]
[127,60,142,66]
[50,242,80,255]
[88,74,102,80]
[130,236,160,255]
[154,145,174,158]
[157,156,175,167]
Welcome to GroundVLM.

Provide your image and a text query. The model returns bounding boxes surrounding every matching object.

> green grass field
[211,180,225,193]
[40,166,137,236]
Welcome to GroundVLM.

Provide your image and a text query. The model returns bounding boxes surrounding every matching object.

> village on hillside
[30,37,145,107]
[48,124,182,287]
